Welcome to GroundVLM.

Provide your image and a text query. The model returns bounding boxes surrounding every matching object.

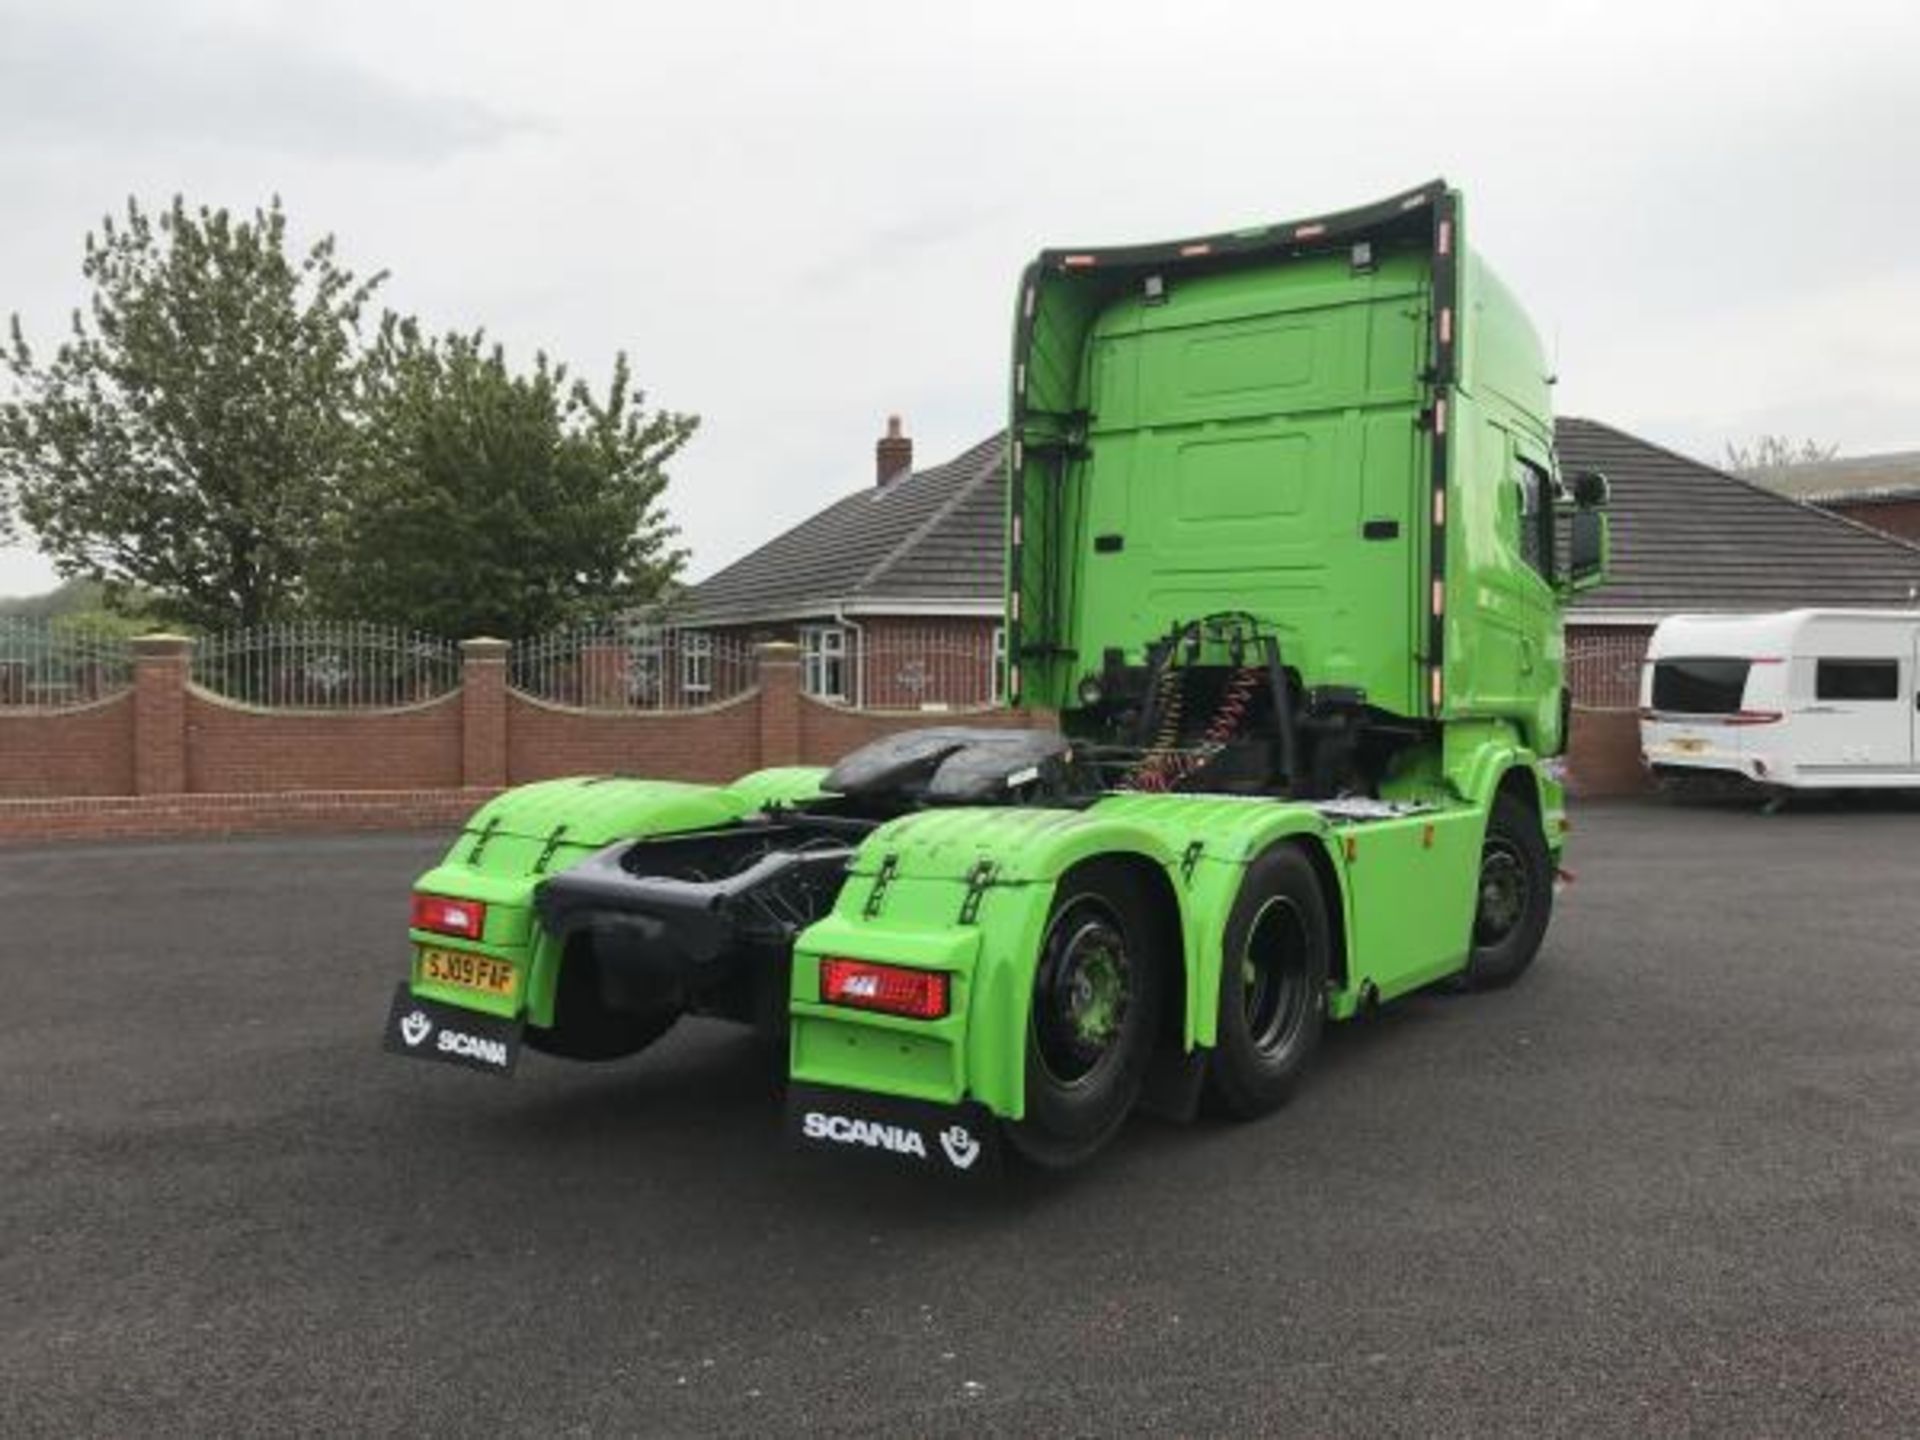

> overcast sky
[3,0,1917,597]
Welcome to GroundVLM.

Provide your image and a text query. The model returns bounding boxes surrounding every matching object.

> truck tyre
[1007,860,1166,1170]
[1205,846,1330,1119]
[1461,791,1553,990]
[523,942,680,1061]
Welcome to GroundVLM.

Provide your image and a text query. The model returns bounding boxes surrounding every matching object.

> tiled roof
[686,418,1920,626]
[682,433,1007,624]
[1556,418,1920,616]
[1740,449,1920,505]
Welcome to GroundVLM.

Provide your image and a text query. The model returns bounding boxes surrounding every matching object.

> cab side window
[1511,456,1550,577]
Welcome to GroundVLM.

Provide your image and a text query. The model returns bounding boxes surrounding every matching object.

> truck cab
[1009,182,1605,783]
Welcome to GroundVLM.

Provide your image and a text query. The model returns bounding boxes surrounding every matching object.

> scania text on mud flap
[382,984,523,1076]
[381,181,1608,1173]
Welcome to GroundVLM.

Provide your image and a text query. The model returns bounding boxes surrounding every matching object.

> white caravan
[1642,610,1920,791]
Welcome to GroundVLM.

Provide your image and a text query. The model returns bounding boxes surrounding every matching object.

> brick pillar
[461,638,511,788]
[756,641,801,767]
[131,633,192,796]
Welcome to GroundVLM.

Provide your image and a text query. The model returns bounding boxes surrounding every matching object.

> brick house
[678,420,1006,710]
[1741,449,1920,544]
[682,415,1920,784]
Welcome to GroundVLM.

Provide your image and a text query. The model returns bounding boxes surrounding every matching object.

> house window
[991,626,1007,703]
[681,631,712,695]
[1815,658,1899,701]
[802,625,849,701]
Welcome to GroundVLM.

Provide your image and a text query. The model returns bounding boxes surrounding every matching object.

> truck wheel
[523,941,680,1060]
[1007,860,1165,1170]
[1205,846,1330,1119]
[1460,792,1553,990]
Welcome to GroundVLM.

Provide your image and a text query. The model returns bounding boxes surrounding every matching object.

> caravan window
[1650,658,1750,714]
[1815,658,1899,702]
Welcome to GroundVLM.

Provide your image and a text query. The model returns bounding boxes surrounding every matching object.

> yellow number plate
[418,946,517,998]
[1672,738,1707,754]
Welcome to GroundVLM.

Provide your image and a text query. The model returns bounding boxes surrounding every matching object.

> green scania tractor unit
[382,180,1609,1175]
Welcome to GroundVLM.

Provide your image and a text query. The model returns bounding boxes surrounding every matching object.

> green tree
[0,197,382,629]
[315,321,695,637]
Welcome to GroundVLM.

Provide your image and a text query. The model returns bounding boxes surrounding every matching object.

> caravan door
[1792,636,1914,780]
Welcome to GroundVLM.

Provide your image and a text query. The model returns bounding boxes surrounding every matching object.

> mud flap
[785,1082,1001,1179]
[382,984,523,1076]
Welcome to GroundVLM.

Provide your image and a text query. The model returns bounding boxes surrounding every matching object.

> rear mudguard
[790,795,1350,1122]
[408,768,830,1026]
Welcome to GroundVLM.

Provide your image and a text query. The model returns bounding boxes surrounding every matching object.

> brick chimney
[875,414,913,487]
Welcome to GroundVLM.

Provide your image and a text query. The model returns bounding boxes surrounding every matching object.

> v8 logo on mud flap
[938,1125,982,1170]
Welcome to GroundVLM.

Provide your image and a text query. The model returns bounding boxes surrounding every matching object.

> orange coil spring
[1128,667,1186,791]
[1201,666,1259,747]
[1135,665,1259,792]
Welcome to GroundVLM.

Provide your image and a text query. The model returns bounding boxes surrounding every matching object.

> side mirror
[1568,509,1609,592]
[1568,469,1609,508]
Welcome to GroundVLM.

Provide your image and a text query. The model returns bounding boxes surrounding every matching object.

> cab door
[1473,427,1561,741]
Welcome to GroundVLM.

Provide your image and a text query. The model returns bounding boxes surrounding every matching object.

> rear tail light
[820,959,950,1020]
[411,892,488,940]
[1726,710,1783,726]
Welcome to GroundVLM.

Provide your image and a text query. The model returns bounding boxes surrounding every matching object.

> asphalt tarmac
[3,798,1918,1436]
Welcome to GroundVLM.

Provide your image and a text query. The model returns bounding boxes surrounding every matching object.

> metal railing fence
[1565,630,1649,712]
[192,622,462,708]
[826,625,1003,710]
[0,619,133,708]
[510,624,758,710]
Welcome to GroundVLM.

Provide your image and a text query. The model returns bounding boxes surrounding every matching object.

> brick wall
[798,692,1043,763]
[1565,623,1653,798]
[507,691,762,784]
[1566,710,1648,798]
[0,636,1039,843]
[185,691,465,793]
[0,789,495,846]
[0,693,136,797]
[4,627,1651,843]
